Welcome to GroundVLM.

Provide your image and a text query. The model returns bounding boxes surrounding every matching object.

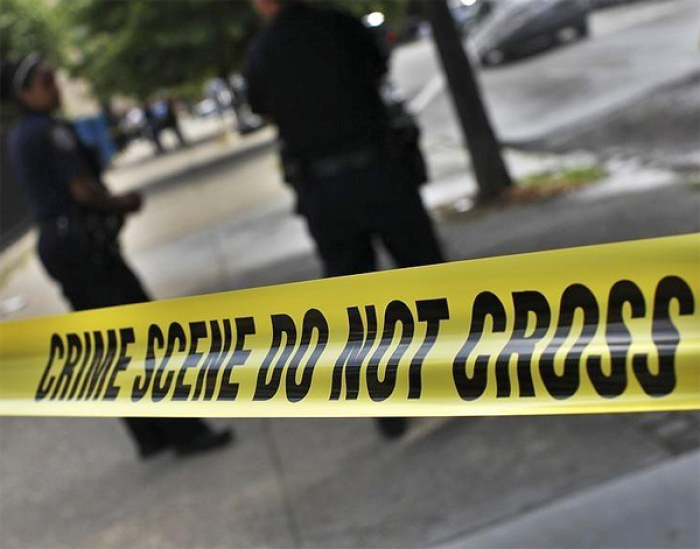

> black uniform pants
[302,150,444,277]
[37,231,210,454]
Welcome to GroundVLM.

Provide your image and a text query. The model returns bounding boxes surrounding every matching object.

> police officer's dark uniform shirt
[245,2,389,158]
[10,112,83,223]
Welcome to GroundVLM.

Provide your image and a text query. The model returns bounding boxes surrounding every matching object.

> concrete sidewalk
[106,117,276,195]
[437,450,700,549]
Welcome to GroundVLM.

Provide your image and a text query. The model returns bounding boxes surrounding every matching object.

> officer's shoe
[175,429,233,457]
[376,418,408,440]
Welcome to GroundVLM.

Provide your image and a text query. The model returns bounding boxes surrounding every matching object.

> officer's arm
[244,42,268,116]
[68,176,141,214]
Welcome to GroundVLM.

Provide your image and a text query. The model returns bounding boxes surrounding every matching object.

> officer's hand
[121,192,143,214]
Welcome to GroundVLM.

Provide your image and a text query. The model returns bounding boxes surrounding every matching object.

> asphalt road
[393,0,700,144]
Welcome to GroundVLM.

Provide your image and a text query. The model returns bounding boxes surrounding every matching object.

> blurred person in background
[246,0,445,440]
[1,54,231,459]
[150,94,188,151]
[143,99,165,154]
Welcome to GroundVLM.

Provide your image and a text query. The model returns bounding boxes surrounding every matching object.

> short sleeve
[9,118,86,220]
[47,124,86,186]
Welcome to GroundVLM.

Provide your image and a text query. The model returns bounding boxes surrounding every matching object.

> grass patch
[521,166,606,188]
[687,179,700,191]
[507,165,606,201]
[435,165,606,222]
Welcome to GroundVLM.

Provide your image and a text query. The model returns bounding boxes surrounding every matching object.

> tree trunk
[421,0,512,200]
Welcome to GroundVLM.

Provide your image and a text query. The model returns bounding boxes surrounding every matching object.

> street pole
[421,0,512,200]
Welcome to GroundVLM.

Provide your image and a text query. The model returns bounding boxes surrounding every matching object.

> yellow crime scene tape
[0,234,698,417]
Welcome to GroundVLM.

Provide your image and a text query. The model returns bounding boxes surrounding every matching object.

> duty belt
[39,215,72,236]
[307,148,376,179]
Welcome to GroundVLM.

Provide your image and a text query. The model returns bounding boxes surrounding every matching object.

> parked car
[468,0,591,65]
[589,0,638,9]
[451,0,495,36]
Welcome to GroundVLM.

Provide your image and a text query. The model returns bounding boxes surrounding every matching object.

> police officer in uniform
[246,1,445,439]
[2,54,231,459]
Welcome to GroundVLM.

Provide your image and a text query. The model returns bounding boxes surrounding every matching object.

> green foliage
[0,0,64,64]
[64,0,410,100]
[0,0,65,124]
[520,166,606,189]
[66,0,261,100]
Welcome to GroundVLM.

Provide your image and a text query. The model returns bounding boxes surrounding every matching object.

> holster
[385,99,429,187]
